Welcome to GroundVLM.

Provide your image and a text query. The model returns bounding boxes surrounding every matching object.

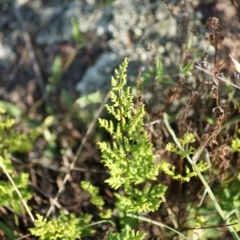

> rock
[76,0,178,95]
[76,52,123,95]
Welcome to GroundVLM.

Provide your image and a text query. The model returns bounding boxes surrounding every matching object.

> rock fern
[98,58,167,213]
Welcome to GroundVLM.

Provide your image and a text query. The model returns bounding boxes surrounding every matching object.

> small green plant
[231,137,240,152]
[179,60,194,77]
[29,213,94,240]
[98,58,167,215]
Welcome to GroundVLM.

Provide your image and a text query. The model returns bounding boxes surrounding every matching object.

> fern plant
[98,58,167,214]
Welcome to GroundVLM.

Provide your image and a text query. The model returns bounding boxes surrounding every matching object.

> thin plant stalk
[126,213,188,239]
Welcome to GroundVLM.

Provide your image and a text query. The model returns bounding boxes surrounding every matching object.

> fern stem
[117,90,129,162]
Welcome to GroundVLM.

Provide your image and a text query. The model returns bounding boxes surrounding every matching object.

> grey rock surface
[75,0,178,95]
[76,52,123,95]
[0,0,205,98]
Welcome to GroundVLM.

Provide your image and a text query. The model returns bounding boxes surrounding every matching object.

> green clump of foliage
[98,58,167,214]
[81,180,105,209]
[231,137,240,152]
[0,171,32,212]
[0,107,38,212]
[81,181,112,219]
[29,213,94,240]
[162,132,210,182]
[0,108,38,154]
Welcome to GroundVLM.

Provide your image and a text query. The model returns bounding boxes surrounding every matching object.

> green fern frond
[0,109,38,155]
[81,181,105,210]
[159,160,209,182]
[166,132,196,158]
[115,183,167,212]
[179,132,196,146]
[98,118,115,135]
[29,213,94,240]
[231,138,240,152]
[163,131,210,182]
